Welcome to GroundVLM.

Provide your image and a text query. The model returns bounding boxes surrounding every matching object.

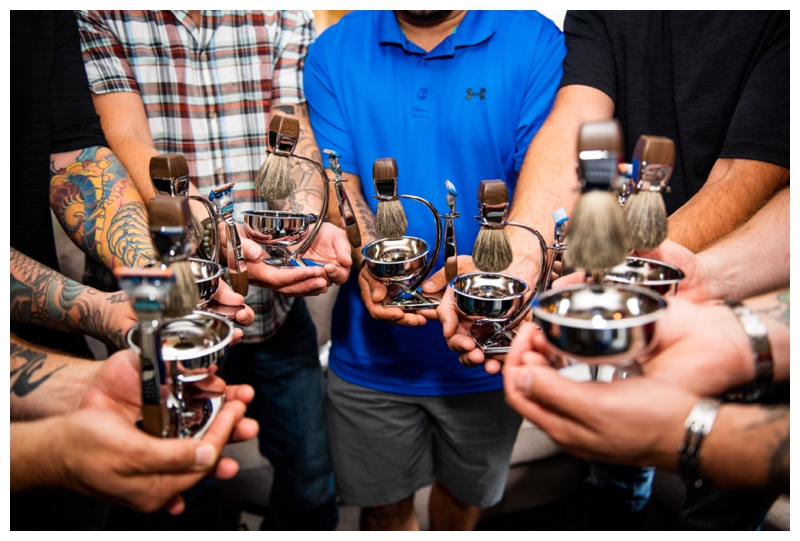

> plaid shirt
[77,10,316,342]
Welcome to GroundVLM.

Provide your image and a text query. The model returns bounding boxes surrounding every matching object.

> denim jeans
[220,298,338,530]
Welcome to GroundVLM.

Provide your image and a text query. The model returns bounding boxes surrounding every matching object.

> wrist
[722,300,774,402]
[677,398,721,488]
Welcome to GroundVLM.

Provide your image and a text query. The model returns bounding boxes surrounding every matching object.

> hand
[503,359,694,468]
[302,221,353,286]
[209,279,254,343]
[36,382,257,515]
[632,240,708,302]
[431,254,516,373]
[357,265,430,326]
[237,235,331,296]
[639,296,754,396]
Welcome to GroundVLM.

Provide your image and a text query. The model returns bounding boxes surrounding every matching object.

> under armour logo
[466,88,486,101]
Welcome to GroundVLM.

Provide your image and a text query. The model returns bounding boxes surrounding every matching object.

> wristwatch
[723,301,774,403]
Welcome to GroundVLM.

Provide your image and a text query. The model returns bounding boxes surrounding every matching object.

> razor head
[114,266,175,317]
[268,114,300,156]
[150,154,191,196]
[208,182,236,214]
[324,149,343,176]
[577,120,624,192]
[631,135,675,192]
[149,195,193,260]
[373,157,398,200]
[476,179,509,226]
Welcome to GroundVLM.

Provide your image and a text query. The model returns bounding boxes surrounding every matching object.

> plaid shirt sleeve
[271,10,316,104]
[75,10,141,95]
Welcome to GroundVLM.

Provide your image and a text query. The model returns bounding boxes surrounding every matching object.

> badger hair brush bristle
[624,190,668,250]
[254,115,299,200]
[473,226,513,272]
[472,179,514,272]
[373,157,408,239]
[564,190,630,273]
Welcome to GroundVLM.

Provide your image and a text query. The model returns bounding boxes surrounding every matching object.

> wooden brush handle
[578,120,623,153]
[149,195,192,228]
[632,135,675,190]
[149,153,189,179]
[268,114,300,151]
[373,157,398,199]
[478,179,509,205]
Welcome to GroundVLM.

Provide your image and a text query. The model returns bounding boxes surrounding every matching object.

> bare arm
[91,91,161,203]
[668,159,789,253]
[10,247,135,350]
[507,85,615,285]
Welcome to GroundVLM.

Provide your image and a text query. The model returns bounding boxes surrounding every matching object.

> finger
[484,358,503,374]
[230,417,260,443]
[323,263,349,286]
[226,383,256,404]
[437,289,459,338]
[212,456,240,480]
[422,267,447,293]
[212,279,245,305]
[552,270,586,289]
[234,304,256,326]
[164,495,187,516]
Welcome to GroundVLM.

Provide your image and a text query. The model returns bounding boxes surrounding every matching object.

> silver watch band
[724,301,774,402]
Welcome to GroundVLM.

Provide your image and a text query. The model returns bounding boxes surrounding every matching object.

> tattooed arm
[10,247,136,350]
[10,333,103,421]
[50,145,156,269]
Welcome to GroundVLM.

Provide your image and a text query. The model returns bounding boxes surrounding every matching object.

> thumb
[422,267,447,293]
[241,237,265,261]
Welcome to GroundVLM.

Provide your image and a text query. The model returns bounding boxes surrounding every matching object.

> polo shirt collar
[378,10,497,57]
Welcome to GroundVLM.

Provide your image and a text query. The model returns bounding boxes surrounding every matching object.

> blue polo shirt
[305,10,564,395]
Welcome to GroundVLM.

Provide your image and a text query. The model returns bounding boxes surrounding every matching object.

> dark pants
[221,298,338,531]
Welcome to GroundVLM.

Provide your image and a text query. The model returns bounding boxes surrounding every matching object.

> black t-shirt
[560,10,789,215]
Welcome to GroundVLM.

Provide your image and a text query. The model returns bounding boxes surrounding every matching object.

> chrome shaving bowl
[190,258,223,307]
[241,209,316,246]
[604,256,685,296]
[127,311,234,382]
[450,272,529,321]
[362,236,429,283]
[532,283,666,365]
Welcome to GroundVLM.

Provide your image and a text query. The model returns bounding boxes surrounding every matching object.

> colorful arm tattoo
[49,146,155,268]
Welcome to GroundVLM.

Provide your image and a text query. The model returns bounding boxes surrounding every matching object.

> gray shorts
[325,370,522,508]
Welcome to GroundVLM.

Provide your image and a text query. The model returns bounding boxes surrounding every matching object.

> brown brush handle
[268,114,301,152]
[150,154,191,196]
[478,179,509,225]
[373,157,398,199]
[632,135,675,190]
[333,181,362,247]
[150,153,190,179]
[577,120,623,153]
[149,195,192,228]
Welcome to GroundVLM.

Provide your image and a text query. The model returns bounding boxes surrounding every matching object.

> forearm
[739,288,790,383]
[698,186,790,301]
[50,146,155,269]
[10,333,97,420]
[508,85,614,273]
[699,403,789,495]
[321,170,376,267]
[667,158,789,253]
[91,91,161,203]
[10,247,130,348]
[10,418,66,492]
[271,102,327,215]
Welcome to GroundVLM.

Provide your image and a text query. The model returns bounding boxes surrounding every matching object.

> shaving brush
[149,196,200,318]
[373,157,408,239]
[564,120,630,274]
[623,135,675,250]
[473,179,513,273]
[255,114,299,200]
